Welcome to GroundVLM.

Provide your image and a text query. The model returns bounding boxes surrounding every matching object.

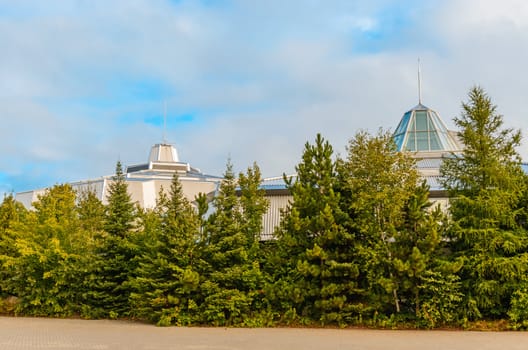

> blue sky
[2,0,528,197]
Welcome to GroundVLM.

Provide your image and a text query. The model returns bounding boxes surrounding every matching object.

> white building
[16,143,222,209]
[15,100,465,241]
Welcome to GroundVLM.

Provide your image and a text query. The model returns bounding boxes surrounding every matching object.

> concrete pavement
[1,316,527,350]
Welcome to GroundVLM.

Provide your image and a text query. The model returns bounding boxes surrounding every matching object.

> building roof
[393,103,462,153]
[125,143,221,181]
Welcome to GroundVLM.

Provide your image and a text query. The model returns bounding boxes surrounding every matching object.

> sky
[2,0,528,196]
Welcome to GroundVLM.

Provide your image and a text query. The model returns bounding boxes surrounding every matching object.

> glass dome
[393,104,460,153]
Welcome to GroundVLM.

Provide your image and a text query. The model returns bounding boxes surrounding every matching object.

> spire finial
[418,58,422,104]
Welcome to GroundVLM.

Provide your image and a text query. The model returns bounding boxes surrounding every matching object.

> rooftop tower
[148,143,180,163]
[393,60,462,155]
[392,103,461,153]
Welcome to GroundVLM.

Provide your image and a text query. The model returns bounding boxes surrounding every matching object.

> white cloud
[338,15,378,32]
[1,0,528,195]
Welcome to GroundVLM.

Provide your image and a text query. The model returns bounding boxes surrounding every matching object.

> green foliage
[441,86,528,320]
[2,87,528,328]
[341,129,420,315]
[0,185,90,316]
[198,161,268,326]
[508,285,528,329]
[104,161,136,238]
[129,174,202,325]
[0,194,27,232]
[0,194,28,296]
[84,161,137,318]
[77,189,105,233]
[270,134,364,325]
[340,129,462,325]
[238,162,269,244]
[417,270,463,328]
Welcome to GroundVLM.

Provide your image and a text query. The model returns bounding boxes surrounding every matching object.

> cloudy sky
[2,0,528,196]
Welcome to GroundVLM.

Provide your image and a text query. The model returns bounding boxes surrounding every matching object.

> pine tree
[440,86,528,320]
[129,174,202,326]
[271,134,362,325]
[392,182,462,327]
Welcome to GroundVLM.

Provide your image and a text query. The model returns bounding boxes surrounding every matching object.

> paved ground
[1,316,528,350]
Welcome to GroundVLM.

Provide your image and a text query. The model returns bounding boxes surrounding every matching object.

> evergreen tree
[392,182,462,327]
[129,174,202,326]
[237,162,270,321]
[85,161,137,318]
[238,162,269,244]
[271,134,362,325]
[76,188,106,315]
[199,160,267,326]
[104,161,136,238]
[440,86,528,320]
[195,191,209,225]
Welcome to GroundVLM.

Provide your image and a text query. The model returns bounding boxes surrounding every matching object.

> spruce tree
[440,86,528,320]
[86,161,137,318]
[76,188,106,316]
[271,134,362,325]
[129,174,202,326]
[237,162,270,321]
[238,162,269,244]
[104,161,136,238]
[199,160,266,326]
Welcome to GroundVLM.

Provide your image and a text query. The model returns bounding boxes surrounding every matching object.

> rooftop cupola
[148,143,179,163]
[392,103,462,153]
[393,60,462,154]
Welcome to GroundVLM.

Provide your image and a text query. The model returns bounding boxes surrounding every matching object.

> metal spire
[418,58,422,104]
[163,100,167,144]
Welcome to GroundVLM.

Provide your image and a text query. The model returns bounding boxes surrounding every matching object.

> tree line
[1,86,528,328]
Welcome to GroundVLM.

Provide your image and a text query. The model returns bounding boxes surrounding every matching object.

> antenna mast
[418,58,422,104]
[163,100,167,144]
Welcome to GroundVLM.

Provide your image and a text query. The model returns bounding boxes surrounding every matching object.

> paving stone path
[1,316,527,350]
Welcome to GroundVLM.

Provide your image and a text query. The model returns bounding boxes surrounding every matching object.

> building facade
[16,101,465,241]
[16,143,222,210]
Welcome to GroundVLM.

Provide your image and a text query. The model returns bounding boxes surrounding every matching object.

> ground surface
[1,316,528,350]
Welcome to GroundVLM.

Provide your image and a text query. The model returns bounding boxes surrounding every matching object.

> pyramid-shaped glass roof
[393,103,460,153]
